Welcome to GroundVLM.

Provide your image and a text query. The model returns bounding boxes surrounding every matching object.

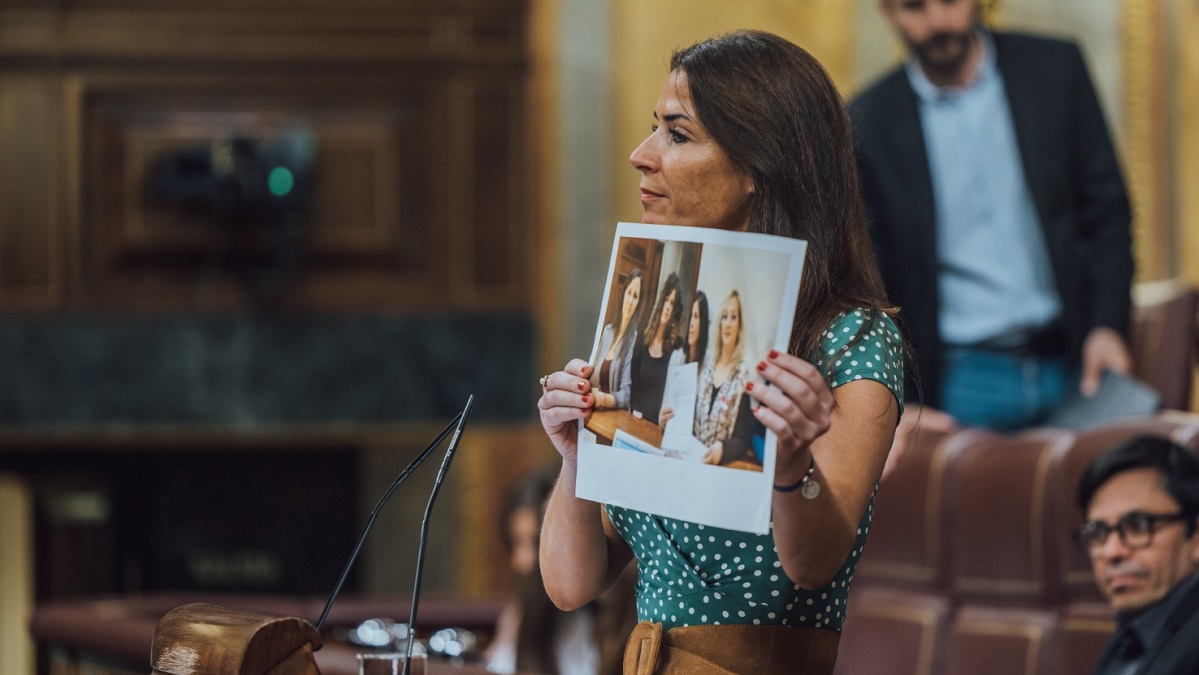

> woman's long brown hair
[671,30,896,363]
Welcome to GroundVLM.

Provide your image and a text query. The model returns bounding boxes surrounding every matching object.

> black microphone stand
[402,394,475,675]
[314,407,465,633]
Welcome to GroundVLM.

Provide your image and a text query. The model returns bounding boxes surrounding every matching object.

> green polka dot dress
[605,308,904,632]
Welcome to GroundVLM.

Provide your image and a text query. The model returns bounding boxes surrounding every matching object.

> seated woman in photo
[658,291,708,434]
[628,271,684,425]
[588,268,643,411]
[679,290,709,366]
[694,290,755,466]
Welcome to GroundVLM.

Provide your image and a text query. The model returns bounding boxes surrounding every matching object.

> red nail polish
[753,405,761,413]
[756,361,767,372]
[578,380,587,390]
[746,382,754,391]
[582,393,591,404]
[768,349,779,359]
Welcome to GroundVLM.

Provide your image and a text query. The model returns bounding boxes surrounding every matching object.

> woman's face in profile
[629,70,753,231]
[507,506,540,577]
[622,276,642,323]
[720,296,741,350]
[688,300,702,347]
[659,289,678,327]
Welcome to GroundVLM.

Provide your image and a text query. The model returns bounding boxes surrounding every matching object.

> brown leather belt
[622,620,840,675]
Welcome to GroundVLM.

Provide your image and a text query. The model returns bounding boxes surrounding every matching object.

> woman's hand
[747,350,834,483]
[702,442,724,465]
[659,406,675,426]
[1079,326,1132,397]
[538,359,595,463]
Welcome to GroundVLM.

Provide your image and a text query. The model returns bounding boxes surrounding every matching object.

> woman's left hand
[702,442,723,465]
[747,350,834,482]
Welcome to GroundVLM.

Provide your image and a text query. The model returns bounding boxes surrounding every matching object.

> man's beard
[914,31,974,80]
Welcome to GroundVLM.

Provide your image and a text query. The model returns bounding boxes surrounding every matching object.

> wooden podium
[151,603,323,675]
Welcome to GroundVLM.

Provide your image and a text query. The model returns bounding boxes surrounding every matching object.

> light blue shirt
[906,30,1061,346]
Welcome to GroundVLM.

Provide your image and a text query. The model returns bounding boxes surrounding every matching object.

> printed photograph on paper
[575,222,806,534]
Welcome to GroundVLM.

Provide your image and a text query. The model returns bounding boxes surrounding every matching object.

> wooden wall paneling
[0,75,64,310]
[445,76,476,303]
[73,75,463,311]
[442,70,531,306]
[1120,0,1172,282]
[469,75,528,301]
[3,1,531,313]
[1178,0,1199,289]
[55,8,525,68]
[0,8,60,56]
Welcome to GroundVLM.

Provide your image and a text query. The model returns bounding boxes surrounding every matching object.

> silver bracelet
[774,455,820,499]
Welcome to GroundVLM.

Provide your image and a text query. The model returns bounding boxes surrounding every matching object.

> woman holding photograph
[589,268,644,411]
[537,29,904,674]
[629,271,684,425]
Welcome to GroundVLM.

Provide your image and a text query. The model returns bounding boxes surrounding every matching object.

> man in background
[850,0,1134,454]
[1075,435,1199,674]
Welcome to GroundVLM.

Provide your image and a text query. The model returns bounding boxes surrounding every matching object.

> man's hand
[1079,327,1132,397]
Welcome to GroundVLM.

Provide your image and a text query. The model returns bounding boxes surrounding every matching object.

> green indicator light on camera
[268,167,295,197]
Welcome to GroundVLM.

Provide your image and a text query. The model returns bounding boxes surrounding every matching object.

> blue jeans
[941,347,1068,432]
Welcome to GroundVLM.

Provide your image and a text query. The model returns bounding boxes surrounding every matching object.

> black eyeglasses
[1073,511,1188,558]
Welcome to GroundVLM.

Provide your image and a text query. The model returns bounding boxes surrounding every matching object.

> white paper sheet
[660,360,699,454]
[575,222,806,534]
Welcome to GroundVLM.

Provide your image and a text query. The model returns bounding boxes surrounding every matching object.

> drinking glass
[357,652,427,675]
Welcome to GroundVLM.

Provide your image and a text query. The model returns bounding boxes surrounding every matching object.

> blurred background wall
[1,0,1196,672]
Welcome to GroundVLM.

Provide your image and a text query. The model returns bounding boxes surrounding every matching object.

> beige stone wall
[1177,0,1199,288]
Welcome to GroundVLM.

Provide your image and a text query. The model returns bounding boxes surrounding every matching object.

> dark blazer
[849,31,1133,407]
[1092,573,1199,674]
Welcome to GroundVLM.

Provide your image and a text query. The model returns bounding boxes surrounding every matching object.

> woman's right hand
[538,359,595,463]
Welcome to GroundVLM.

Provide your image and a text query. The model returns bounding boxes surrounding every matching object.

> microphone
[402,394,475,675]
[314,400,468,633]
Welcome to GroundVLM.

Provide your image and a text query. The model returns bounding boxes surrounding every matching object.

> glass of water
[356,652,427,675]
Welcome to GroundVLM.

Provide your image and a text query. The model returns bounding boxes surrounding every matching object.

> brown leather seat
[834,586,951,675]
[1131,281,1199,411]
[838,412,1199,675]
[946,429,1074,605]
[942,605,1059,675]
[855,426,966,591]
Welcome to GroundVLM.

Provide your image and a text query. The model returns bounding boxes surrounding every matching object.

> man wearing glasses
[1074,435,1199,674]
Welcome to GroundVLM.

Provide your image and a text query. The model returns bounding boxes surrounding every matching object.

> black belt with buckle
[967,323,1066,357]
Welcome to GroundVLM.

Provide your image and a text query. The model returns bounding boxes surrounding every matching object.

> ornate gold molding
[1176,0,1199,289]
[1121,0,1171,281]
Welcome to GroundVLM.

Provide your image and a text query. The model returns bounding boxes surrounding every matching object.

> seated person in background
[1074,435,1199,675]
[629,271,684,425]
[486,467,636,675]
